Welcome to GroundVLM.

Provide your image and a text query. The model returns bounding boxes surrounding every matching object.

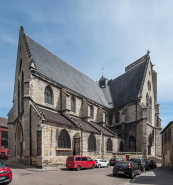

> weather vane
[102,67,104,76]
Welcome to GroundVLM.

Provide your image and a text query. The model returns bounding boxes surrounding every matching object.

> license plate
[0,177,5,180]
[68,164,71,166]
[118,171,124,174]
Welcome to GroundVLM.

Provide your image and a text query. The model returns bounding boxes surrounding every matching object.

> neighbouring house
[7,26,162,167]
[0,117,8,159]
[161,121,173,169]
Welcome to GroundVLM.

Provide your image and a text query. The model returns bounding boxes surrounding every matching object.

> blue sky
[0,0,172,129]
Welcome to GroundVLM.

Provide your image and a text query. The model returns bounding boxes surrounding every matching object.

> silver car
[95,159,110,168]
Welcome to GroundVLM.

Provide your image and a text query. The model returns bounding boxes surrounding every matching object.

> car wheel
[113,173,116,176]
[77,165,81,171]
[91,164,95,169]
[98,164,101,168]
[107,163,110,167]
[143,167,145,172]
[131,172,134,179]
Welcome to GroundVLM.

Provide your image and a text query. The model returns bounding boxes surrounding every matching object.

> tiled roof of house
[0,117,8,127]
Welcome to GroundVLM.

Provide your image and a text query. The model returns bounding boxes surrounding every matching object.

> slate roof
[39,108,77,128]
[109,59,148,108]
[93,123,115,137]
[25,36,109,107]
[72,118,100,133]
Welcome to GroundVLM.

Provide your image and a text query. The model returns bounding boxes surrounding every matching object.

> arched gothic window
[146,93,149,106]
[120,141,124,152]
[45,86,53,105]
[107,138,112,151]
[88,133,96,151]
[129,136,136,152]
[148,81,151,91]
[90,106,93,119]
[58,129,71,148]
[109,113,113,126]
[21,71,24,110]
[71,97,75,112]
[115,112,120,123]
[18,80,20,114]
[148,97,152,123]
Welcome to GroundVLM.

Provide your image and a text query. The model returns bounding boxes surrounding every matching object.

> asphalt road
[7,166,131,185]
[5,165,173,185]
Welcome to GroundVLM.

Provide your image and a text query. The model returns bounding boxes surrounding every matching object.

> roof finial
[102,67,104,76]
[20,26,24,32]
[147,50,151,55]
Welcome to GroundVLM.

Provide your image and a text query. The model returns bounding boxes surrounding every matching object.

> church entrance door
[74,138,80,156]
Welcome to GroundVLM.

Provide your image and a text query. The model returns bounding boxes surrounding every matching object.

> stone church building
[8,27,162,167]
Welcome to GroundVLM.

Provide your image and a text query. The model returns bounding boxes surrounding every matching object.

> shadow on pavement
[106,173,131,179]
[130,166,173,185]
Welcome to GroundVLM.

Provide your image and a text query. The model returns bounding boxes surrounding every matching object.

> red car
[0,160,12,184]
[66,156,96,171]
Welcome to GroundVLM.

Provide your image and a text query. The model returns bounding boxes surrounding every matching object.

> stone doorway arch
[15,122,23,158]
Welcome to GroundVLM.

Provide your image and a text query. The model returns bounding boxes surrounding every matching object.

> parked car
[144,159,150,170]
[0,160,12,184]
[130,158,148,171]
[109,158,124,166]
[113,161,141,179]
[146,159,157,169]
[66,156,96,171]
[95,159,109,168]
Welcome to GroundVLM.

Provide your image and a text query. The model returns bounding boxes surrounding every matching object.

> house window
[90,106,93,119]
[115,112,120,123]
[45,86,53,105]
[168,128,171,142]
[1,131,8,149]
[107,138,112,151]
[88,134,96,151]
[71,97,75,112]
[1,152,5,158]
[58,129,71,148]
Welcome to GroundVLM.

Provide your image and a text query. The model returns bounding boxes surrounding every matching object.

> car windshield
[0,160,6,167]
[116,162,128,167]
[67,157,74,161]
[130,159,141,163]
[110,159,115,161]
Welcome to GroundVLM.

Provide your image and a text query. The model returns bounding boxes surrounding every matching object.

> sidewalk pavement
[9,163,65,172]
[128,165,173,185]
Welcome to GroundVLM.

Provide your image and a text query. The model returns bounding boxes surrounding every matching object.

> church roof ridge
[24,30,109,107]
[24,35,100,86]
[125,52,150,72]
